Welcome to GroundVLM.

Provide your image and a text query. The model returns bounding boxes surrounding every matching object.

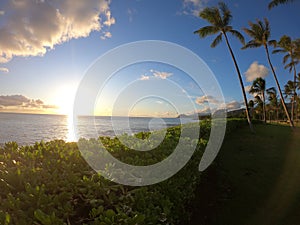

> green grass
[190,124,300,225]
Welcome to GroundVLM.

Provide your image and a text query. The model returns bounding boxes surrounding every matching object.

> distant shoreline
[0,111,179,119]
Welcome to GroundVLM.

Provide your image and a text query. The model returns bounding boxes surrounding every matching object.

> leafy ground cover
[189,124,300,225]
[0,119,225,225]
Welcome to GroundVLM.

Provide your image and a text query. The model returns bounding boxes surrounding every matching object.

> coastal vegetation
[0,119,245,225]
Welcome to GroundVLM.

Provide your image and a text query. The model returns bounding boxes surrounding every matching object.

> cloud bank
[244,61,269,82]
[0,95,57,111]
[0,0,115,63]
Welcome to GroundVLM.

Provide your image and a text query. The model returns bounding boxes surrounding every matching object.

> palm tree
[273,35,300,122]
[284,80,295,110]
[268,0,295,9]
[249,78,267,123]
[194,2,254,132]
[242,18,294,128]
[254,95,264,120]
[267,87,280,121]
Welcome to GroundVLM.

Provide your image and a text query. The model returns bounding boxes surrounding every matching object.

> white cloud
[140,75,150,81]
[0,67,9,73]
[195,95,219,105]
[103,10,116,26]
[140,70,173,80]
[182,0,209,16]
[244,61,269,82]
[0,0,115,63]
[100,31,112,40]
[0,11,5,16]
[152,70,173,80]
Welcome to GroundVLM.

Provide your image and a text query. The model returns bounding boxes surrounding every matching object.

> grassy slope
[189,124,300,225]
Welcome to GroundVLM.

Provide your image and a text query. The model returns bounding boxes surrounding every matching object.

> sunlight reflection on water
[0,113,189,145]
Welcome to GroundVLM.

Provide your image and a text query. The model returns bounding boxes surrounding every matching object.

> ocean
[0,113,189,145]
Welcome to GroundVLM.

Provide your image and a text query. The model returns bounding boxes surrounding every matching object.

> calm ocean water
[0,113,189,145]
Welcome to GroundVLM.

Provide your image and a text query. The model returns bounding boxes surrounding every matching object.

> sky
[0,0,300,117]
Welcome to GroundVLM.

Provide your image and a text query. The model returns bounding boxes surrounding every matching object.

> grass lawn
[189,124,300,225]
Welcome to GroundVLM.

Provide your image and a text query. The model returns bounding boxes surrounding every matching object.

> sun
[54,84,77,116]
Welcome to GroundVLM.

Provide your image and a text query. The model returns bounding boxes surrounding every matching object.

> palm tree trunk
[264,45,294,128]
[223,32,254,132]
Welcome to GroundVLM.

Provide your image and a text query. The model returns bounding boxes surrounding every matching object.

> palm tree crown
[194,2,245,47]
[273,35,300,72]
[284,80,295,99]
[242,18,276,49]
[249,78,267,123]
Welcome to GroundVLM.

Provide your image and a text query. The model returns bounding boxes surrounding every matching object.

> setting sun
[54,84,77,116]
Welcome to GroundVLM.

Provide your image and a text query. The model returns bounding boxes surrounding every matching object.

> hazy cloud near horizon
[225,101,242,110]
[195,95,220,105]
[0,0,115,63]
[0,95,57,111]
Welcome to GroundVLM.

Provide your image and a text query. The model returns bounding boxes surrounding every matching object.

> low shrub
[0,119,246,225]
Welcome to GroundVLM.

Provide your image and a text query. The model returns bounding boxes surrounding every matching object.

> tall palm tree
[268,0,295,9]
[194,2,254,132]
[267,87,280,121]
[242,18,294,128]
[273,35,300,122]
[249,78,267,123]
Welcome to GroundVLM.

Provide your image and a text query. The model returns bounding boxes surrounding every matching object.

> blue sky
[0,0,300,116]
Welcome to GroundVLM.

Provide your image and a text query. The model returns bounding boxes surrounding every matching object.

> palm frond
[242,40,261,49]
[268,0,295,9]
[268,40,277,47]
[283,54,290,64]
[243,26,256,38]
[218,2,232,26]
[272,49,285,54]
[194,26,219,38]
[199,7,219,25]
[229,30,245,45]
[284,61,295,73]
[211,33,223,48]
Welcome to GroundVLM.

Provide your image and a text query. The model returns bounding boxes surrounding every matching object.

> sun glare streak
[53,84,78,142]
[66,112,76,142]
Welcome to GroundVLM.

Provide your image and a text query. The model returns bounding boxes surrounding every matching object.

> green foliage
[0,120,246,224]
